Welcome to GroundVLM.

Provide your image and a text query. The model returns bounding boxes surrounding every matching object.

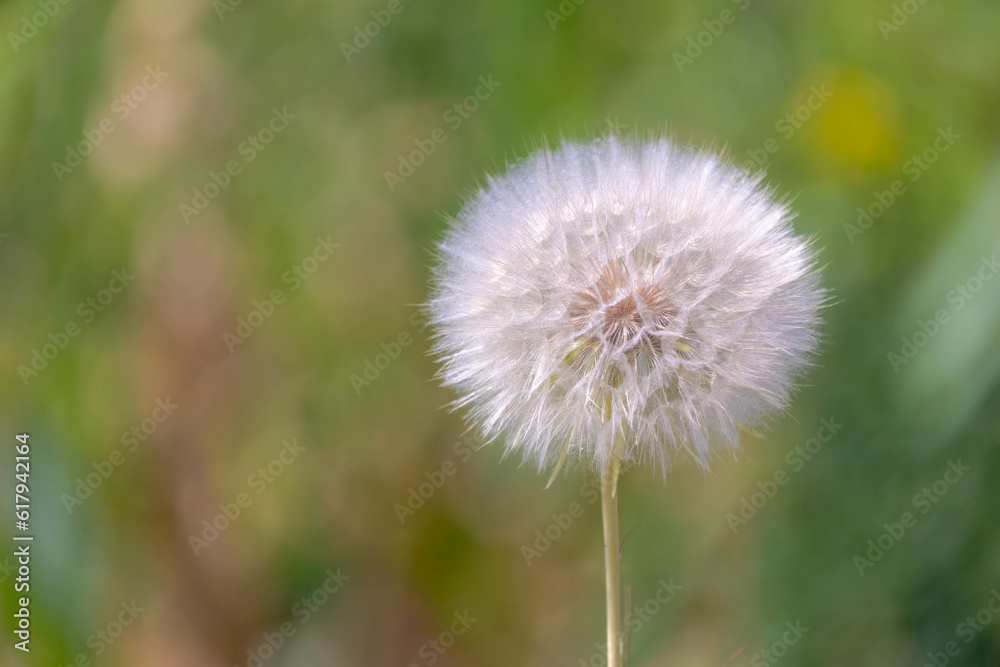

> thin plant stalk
[601,471,622,667]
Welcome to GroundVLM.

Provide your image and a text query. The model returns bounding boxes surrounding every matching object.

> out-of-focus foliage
[1,0,999,665]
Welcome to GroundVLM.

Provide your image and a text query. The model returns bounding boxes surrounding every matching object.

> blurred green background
[1,0,999,665]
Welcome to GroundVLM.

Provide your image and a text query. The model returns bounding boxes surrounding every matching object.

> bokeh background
[2,0,1000,665]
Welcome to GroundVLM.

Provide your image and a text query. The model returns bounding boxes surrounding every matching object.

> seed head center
[603,294,643,346]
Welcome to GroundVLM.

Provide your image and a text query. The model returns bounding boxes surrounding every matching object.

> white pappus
[429,135,824,478]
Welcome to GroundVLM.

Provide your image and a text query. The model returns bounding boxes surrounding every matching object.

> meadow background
[1,0,1000,665]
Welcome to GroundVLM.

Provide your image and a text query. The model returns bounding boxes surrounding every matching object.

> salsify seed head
[429,136,824,477]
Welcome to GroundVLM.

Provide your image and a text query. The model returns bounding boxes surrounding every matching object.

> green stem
[601,470,622,667]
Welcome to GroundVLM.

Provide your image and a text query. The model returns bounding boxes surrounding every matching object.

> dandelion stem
[601,469,622,667]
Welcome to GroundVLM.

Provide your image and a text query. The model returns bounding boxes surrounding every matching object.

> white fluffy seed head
[429,136,824,477]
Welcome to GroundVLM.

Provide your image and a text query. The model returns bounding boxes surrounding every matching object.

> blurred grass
[1,0,999,665]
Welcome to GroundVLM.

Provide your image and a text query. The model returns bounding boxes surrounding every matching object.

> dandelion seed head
[429,136,824,476]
